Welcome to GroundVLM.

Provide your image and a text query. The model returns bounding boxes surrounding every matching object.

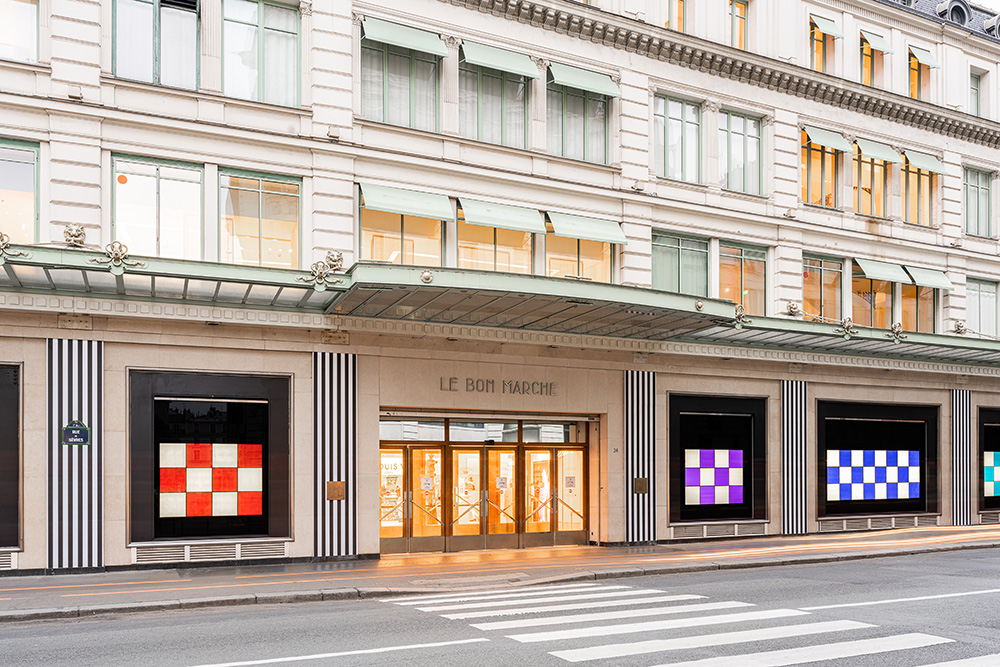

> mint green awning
[909,45,940,69]
[548,63,621,98]
[904,266,954,290]
[810,14,844,39]
[360,183,453,220]
[904,150,947,174]
[361,17,447,57]
[461,42,538,79]
[547,212,628,245]
[459,198,546,233]
[854,258,910,283]
[803,126,852,152]
[860,29,893,54]
[856,138,901,163]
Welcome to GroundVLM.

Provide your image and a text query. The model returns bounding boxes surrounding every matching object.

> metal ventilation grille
[672,525,704,539]
[240,542,287,558]
[981,512,1000,524]
[0,552,13,569]
[915,515,939,527]
[135,545,186,563]
[819,520,845,532]
[189,544,238,561]
[133,541,288,564]
[844,518,870,531]
[736,523,765,536]
[869,517,894,530]
[705,524,736,537]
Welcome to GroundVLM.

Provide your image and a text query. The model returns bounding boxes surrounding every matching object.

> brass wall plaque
[326,481,346,501]
[633,477,649,494]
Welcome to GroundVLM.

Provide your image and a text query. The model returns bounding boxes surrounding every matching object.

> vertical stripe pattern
[624,370,655,543]
[952,389,971,526]
[47,339,103,569]
[781,380,807,535]
[314,352,358,557]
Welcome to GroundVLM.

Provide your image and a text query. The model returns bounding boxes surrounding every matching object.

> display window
[979,409,1000,512]
[669,395,766,523]
[818,402,938,517]
[0,366,19,547]
[130,372,289,542]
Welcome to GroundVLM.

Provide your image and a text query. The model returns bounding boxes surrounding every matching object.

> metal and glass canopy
[5,242,1000,368]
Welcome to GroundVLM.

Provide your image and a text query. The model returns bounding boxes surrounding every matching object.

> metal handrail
[556,496,586,521]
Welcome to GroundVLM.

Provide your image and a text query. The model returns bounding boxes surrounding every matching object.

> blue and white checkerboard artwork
[985,451,1000,497]
[826,449,920,501]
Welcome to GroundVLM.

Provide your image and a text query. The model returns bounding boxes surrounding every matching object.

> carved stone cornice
[438,0,1000,147]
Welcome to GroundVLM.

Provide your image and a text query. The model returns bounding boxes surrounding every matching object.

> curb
[2,540,998,624]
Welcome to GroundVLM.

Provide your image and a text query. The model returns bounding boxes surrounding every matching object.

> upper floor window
[115,0,198,89]
[654,96,700,183]
[457,198,540,274]
[853,140,898,218]
[970,72,983,117]
[547,64,618,165]
[459,43,533,150]
[651,233,708,296]
[803,257,842,322]
[220,172,299,269]
[801,127,848,209]
[0,0,37,64]
[223,0,298,106]
[859,30,890,87]
[851,263,893,329]
[719,243,765,315]
[902,153,938,227]
[901,284,935,333]
[730,0,748,49]
[545,212,622,284]
[113,157,202,260]
[965,167,991,238]
[358,183,447,267]
[0,140,37,244]
[665,0,685,32]
[718,110,760,195]
[809,15,842,74]
[361,19,446,132]
[967,279,997,337]
[908,46,938,100]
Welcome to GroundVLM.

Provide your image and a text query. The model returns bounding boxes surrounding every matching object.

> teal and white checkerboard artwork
[985,451,1000,497]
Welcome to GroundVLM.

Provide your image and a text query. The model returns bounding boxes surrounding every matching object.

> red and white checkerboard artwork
[159,443,263,518]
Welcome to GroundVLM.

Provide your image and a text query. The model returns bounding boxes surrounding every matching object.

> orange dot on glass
[117,175,128,184]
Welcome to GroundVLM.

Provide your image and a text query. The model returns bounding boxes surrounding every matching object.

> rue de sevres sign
[439,376,559,396]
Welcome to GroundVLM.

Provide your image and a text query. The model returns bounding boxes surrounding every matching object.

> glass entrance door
[524,450,553,547]
[486,449,518,548]
[556,449,587,544]
[449,449,483,550]
[379,447,444,553]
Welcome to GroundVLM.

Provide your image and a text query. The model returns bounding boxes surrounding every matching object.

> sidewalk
[3,524,1000,623]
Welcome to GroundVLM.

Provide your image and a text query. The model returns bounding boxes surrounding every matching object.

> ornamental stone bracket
[834,317,859,340]
[297,251,346,292]
[885,322,909,344]
[732,303,753,329]
[89,241,147,275]
[0,231,30,265]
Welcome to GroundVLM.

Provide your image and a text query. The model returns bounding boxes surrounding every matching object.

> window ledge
[720,188,768,202]
[801,203,843,213]
[101,75,312,116]
[0,58,50,74]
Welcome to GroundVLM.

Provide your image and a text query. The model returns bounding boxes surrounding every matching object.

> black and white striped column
[952,389,972,526]
[314,352,358,557]
[624,370,656,543]
[781,380,808,535]
[47,339,103,569]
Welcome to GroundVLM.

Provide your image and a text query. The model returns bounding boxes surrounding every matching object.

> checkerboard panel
[825,449,920,501]
[985,451,1000,497]
[683,448,745,506]
[159,443,263,518]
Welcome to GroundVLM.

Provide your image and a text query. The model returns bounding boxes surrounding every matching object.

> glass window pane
[565,92,585,161]
[822,265,841,320]
[361,208,402,263]
[654,111,666,177]
[803,262,821,320]
[260,192,298,269]
[159,177,202,260]
[872,279,892,328]
[667,115,682,180]
[379,420,445,441]
[719,252,741,304]
[402,215,441,266]
[680,245,708,296]
[852,275,874,327]
[578,239,611,283]
[747,135,760,194]
[224,21,258,100]
[495,227,532,274]
[263,4,296,31]
[0,153,35,244]
[386,52,410,127]
[0,0,38,63]
[504,77,526,149]
[652,241,680,292]
[116,0,154,82]
[224,0,257,22]
[115,170,158,256]
[160,6,197,89]
[684,107,698,182]
[547,88,562,156]
[413,58,437,132]
[449,422,518,442]
[458,67,478,140]
[982,283,997,337]
[967,282,982,333]
[361,46,384,122]
[546,234,578,278]
[457,216,495,271]
[743,257,765,315]
[481,73,502,145]
[587,96,606,164]
[221,186,260,266]
[263,28,296,106]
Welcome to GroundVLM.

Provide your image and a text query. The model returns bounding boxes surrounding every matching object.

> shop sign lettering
[438,376,559,396]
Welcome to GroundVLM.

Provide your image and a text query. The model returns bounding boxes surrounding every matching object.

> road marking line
[417,588,664,612]
[919,654,1000,666]
[654,632,954,666]
[442,594,706,619]
[510,608,810,643]
[550,620,872,662]
[800,588,1000,610]
[0,579,192,593]
[394,584,611,605]
[185,637,491,666]
[471,600,754,630]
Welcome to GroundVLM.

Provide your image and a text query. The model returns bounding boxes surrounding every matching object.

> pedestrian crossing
[387,581,994,665]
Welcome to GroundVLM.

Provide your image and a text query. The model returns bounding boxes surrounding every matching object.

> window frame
[651,232,709,296]
[900,283,936,333]
[964,167,992,238]
[655,94,701,184]
[0,0,39,65]
[859,36,879,86]
[800,131,839,209]
[455,212,534,275]
[112,0,201,89]
[802,255,843,323]
[219,167,302,269]
[902,156,934,227]
[719,242,766,315]
[967,278,998,337]
[112,154,205,260]
[971,72,982,117]
[458,61,528,149]
[730,0,748,49]
[665,0,686,32]
[544,230,614,284]
[0,137,40,244]
[546,82,609,165]
[361,38,441,132]
[851,265,894,329]
[810,21,828,73]
[221,0,300,107]
[718,109,761,195]
[852,143,888,218]
[358,201,445,268]
[909,51,925,100]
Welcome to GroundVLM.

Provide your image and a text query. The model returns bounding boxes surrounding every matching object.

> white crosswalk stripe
[396,582,966,666]
[919,655,1000,666]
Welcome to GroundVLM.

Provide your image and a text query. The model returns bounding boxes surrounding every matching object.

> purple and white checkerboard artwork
[683,449,744,505]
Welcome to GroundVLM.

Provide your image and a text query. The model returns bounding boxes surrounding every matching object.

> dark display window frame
[817,401,938,518]
[0,366,20,548]
[669,395,767,523]
[129,371,290,542]
[978,408,1000,512]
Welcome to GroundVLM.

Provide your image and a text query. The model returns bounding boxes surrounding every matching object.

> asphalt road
[4,548,1000,666]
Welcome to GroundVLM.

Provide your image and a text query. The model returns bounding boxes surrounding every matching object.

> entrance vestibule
[378,419,588,553]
